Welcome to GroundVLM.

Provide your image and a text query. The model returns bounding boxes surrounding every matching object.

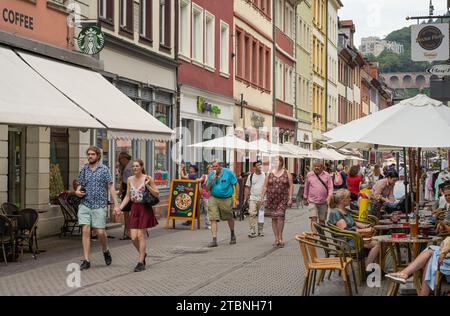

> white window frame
[204,10,215,69]
[219,20,230,75]
[285,3,294,38]
[140,0,147,37]
[179,0,191,58]
[120,0,127,27]
[192,3,204,64]
[275,0,283,30]
[160,0,166,45]
[99,0,107,19]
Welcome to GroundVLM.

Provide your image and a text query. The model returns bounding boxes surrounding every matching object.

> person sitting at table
[327,189,380,266]
[371,170,400,215]
[433,181,450,216]
[436,185,450,233]
[385,236,450,296]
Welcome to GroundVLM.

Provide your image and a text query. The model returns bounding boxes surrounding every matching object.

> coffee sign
[427,64,450,77]
[197,96,221,115]
[411,23,449,62]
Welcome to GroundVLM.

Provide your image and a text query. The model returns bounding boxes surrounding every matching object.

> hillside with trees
[366,26,430,73]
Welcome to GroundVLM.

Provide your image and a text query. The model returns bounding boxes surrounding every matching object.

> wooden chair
[15,208,39,260]
[435,270,450,296]
[295,232,358,296]
[324,223,367,285]
[0,214,15,265]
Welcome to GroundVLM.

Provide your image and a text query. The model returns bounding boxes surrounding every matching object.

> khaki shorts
[78,204,107,229]
[208,196,234,221]
[308,203,329,223]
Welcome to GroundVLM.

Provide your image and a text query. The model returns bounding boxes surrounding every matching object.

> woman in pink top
[346,166,363,201]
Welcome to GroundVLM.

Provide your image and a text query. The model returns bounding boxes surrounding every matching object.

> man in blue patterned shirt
[75,146,119,270]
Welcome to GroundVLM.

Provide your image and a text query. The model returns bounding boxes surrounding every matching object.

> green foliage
[49,164,65,201]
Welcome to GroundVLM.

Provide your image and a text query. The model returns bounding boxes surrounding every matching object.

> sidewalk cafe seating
[15,208,39,261]
[1,202,19,216]
[295,232,358,296]
[0,214,15,264]
[58,192,80,237]
[435,270,450,296]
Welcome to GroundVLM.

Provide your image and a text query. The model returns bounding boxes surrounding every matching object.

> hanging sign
[77,26,105,55]
[411,23,449,62]
[427,64,450,77]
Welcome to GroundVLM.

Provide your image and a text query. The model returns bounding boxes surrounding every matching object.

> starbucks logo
[77,26,105,55]
[416,26,445,50]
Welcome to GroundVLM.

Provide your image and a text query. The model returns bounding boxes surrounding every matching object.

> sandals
[120,235,131,240]
[385,272,408,284]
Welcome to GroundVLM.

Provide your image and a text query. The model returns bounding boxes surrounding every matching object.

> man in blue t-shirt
[205,160,239,247]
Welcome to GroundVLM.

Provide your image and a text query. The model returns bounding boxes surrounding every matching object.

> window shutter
[106,0,114,23]
[127,0,134,31]
[164,0,171,47]
[146,0,153,39]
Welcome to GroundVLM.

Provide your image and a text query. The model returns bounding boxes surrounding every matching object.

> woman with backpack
[332,165,347,190]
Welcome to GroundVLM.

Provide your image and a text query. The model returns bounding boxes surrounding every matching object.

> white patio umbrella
[188,133,250,150]
[247,138,289,154]
[323,94,450,217]
[317,148,347,161]
[323,94,450,148]
[279,142,312,158]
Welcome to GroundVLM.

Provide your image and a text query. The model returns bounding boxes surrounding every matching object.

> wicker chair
[15,208,39,260]
[0,214,15,264]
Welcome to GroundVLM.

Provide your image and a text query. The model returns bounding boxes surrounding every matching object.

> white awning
[19,51,174,142]
[0,46,103,129]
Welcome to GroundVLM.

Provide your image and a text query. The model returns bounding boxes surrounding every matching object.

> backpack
[334,171,343,186]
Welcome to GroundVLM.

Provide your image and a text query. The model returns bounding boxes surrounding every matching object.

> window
[285,67,294,104]
[236,28,243,77]
[120,0,133,32]
[244,34,251,81]
[220,21,229,74]
[265,47,271,91]
[99,0,114,24]
[285,4,294,38]
[276,59,284,100]
[252,39,258,84]
[50,128,69,192]
[259,44,265,87]
[140,0,152,40]
[192,4,204,62]
[159,0,171,48]
[275,0,283,29]
[154,103,171,188]
[204,12,215,68]
[179,0,190,56]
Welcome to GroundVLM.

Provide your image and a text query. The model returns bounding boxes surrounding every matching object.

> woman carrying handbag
[115,159,159,272]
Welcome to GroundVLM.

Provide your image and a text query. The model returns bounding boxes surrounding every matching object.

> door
[8,128,26,208]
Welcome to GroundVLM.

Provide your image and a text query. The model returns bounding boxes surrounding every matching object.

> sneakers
[248,232,257,238]
[258,232,265,237]
[134,262,146,272]
[182,221,192,226]
[208,240,218,247]
[230,235,237,245]
[80,260,90,270]
[103,249,112,266]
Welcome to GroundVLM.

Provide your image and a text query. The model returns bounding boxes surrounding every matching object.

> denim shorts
[78,204,107,229]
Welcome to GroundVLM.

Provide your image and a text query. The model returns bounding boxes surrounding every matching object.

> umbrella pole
[416,148,422,220]
[403,147,410,213]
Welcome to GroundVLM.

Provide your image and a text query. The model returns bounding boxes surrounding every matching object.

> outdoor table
[372,234,442,296]
[378,219,408,225]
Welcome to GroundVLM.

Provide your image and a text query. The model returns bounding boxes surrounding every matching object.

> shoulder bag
[143,186,160,207]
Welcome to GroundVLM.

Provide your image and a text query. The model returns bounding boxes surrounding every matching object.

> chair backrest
[296,233,346,268]
[1,202,19,216]
[0,214,13,239]
[295,234,314,268]
[58,192,77,220]
[17,208,39,232]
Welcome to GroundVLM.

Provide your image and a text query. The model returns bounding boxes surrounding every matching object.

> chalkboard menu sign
[166,179,200,230]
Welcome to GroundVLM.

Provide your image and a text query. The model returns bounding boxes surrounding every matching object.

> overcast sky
[339,0,449,47]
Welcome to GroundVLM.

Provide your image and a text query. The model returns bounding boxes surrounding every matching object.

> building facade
[311,0,327,146]
[234,0,273,174]
[326,0,342,130]
[177,0,234,173]
[295,0,313,151]
[96,0,177,210]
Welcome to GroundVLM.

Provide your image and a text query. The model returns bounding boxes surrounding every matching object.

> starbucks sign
[77,26,105,55]
[411,23,449,62]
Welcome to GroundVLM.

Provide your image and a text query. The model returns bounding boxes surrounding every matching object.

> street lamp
[240,93,247,119]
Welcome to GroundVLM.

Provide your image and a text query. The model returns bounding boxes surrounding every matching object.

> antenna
[429,0,434,16]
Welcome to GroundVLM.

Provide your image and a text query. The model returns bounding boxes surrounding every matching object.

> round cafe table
[372,234,442,296]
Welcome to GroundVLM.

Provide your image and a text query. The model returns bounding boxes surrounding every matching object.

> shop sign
[251,112,265,128]
[427,64,450,77]
[197,96,221,115]
[297,130,312,144]
[2,8,34,30]
[77,26,105,55]
[411,23,449,61]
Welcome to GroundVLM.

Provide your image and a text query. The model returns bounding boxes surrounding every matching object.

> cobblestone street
[0,206,394,296]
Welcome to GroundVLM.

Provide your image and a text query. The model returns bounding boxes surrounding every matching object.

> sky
[339,0,449,47]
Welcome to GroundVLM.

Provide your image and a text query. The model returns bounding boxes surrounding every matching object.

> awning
[0,46,103,129]
[18,51,174,141]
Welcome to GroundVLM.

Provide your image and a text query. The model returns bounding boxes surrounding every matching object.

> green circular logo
[77,26,105,55]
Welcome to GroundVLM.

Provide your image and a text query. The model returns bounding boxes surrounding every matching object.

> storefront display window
[153,103,171,188]
[50,128,69,200]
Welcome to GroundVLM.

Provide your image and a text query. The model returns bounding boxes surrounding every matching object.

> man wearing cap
[245,160,266,238]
